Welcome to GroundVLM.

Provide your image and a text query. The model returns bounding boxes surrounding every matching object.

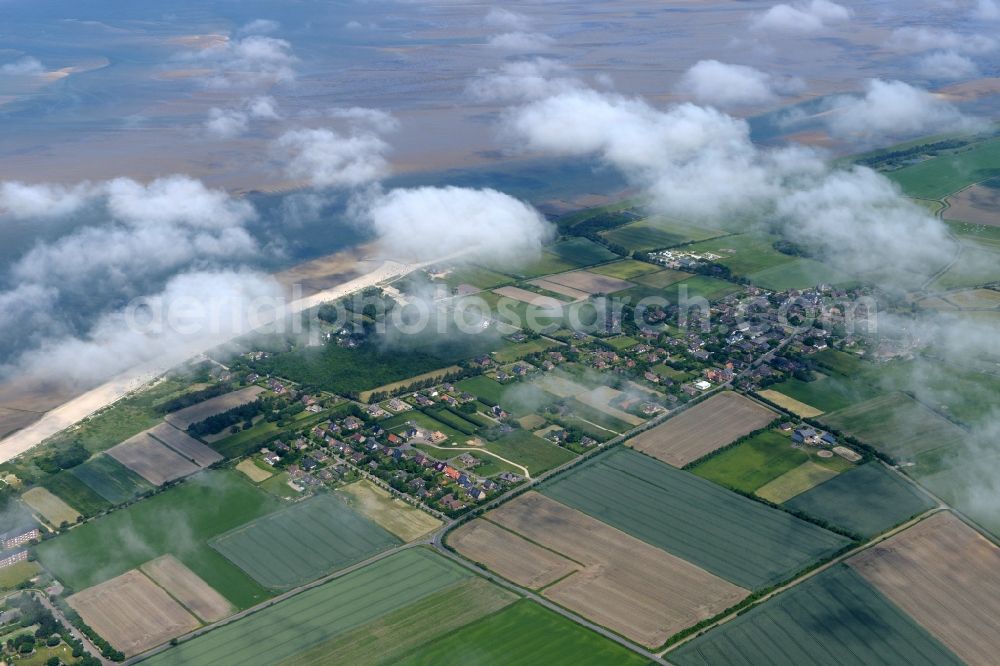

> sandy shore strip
[0,256,435,464]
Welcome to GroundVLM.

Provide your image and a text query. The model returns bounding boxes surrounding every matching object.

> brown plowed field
[67,569,200,657]
[486,492,748,647]
[627,391,775,467]
[148,423,223,467]
[164,386,265,429]
[141,555,233,623]
[848,511,1000,666]
[107,433,200,485]
[449,519,578,589]
[541,270,634,295]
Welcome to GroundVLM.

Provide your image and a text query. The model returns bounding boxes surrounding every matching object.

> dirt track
[848,512,1000,666]
[628,391,775,467]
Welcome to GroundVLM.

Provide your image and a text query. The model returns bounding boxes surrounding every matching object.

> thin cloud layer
[205,96,280,138]
[888,27,996,55]
[917,51,980,81]
[176,33,297,88]
[676,60,800,107]
[0,56,45,76]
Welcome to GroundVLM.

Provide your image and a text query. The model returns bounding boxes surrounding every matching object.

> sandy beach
[0,256,425,464]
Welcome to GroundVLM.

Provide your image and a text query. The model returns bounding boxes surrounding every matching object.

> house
[262,451,281,466]
[498,472,523,484]
[391,448,407,460]
[457,474,473,489]
[343,416,363,430]
[467,487,487,501]
[428,431,448,444]
[350,452,365,463]
[367,404,389,418]
[440,494,466,511]
[693,380,712,391]
[792,428,818,444]
[456,453,478,467]
[387,433,402,446]
[387,398,410,412]
[580,436,598,448]
[301,457,318,472]
[821,432,838,446]
[443,466,461,481]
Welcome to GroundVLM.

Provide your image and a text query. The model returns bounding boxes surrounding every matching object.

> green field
[769,372,874,413]
[690,430,810,493]
[68,454,153,504]
[36,470,279,608]
[812,349,866,376]
[588,259,662,279]
[493,337,562,363]
[930,241,1000,290]
[439,265,513,290]
[381,410,473,444]
[545,237,619,266]
[483,430,576,475]
[684,234,795,276]
[632,268,694,288]
[281,577,516,666]
[821,392,966,462]
[140,549,474,666]
[542,448,850,590]
[211,493,401,590]
[602,335,639,351]
[502,252,580,279]
[671,564,961,666]
[455,375,509,405]
[601,217,726,251]
[397,600,650,665]
[747,257,852,290]
[785,463,935,538]
[888,136,1000,199]
[40,471,111,517]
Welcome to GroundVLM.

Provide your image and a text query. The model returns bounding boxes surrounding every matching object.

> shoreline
[0,255,429,465]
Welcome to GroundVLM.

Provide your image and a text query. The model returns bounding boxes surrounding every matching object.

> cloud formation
[359,186,554,264]
[484,8,531,31]
[888,27,996,55]
[824,79,983,145]
[917,51,980,81]
[0,56,44,76]
[750,0,852,33]
[676,60,801,107]
[205,96,280,138]
[273,128,391,188]
[973,0,1000,20]
[176,33,296,88]
[488,32,555,51]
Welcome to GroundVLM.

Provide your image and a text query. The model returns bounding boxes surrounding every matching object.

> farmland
[757,389,824,416]
[36,470,279,609]
[235,459,272,482]
[482,430,576,476]
[147,423,223,467]
[455,375,508,404]
[589,259,662,280]
[690,429,812,494]
[535,269,634,295]
[140,549,480,666]
[627,392,776,467]
[821,392,966,462]
[848,512,1000,666]
[359,365,463,402]
[632,268,693,288]
[545,237,620,266]
[671,564,961,666]
[396,600,652,665]
[41,470,111,516]
[163,387,265,430]
[484,492,748,646]
[601,217,726,251]
[755,461,842,503]
[448,519,578,589]
[785,463,934,537]
[20,486,80,527]
[67,569,200,658]
[211,493,400,589]
[337,480,442,541]
[887,135,1000,199]
[141,555,234,623]
[67,455,153,504]
[107,433,200,486]
[542,448,850,590]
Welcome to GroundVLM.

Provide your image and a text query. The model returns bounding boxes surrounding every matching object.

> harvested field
[527,278,591,301]
[338,480,441,541]
[755,461,840,503]
[946,287,1000,308]
[848,512,1000,666]
[945,183,1000,226]
[148,423,223,467]
[543,448,849,590]
[235,459,272,482]
[164,386,265,430]
[21,486,80,527]
[141,555,234,623]
[448,519,578,589]
[141,549,475,666]
[107,433,200,485]
[627,392,776,467]
[488,492,748,647]
[671,564,961,666]
[492,286,563,308]
[68,569,200,657]
[822,392,965,462]
[541,269,634,295]
[211,493,400,589]
[757,389,823,416]
[577,386,644,426]
[786,462,934,537]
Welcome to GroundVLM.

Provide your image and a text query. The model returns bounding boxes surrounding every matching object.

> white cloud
[917,51,980,81]
[326,107,399,134]
[488,31,555,51]
[467,58,579,102]
[204,96,280,138]
[824,79,983,145]
[888,27,996,54]
[973,0,1000,20]
[176,34,296,88]
[0,181,97,218]
[358,186,554,264]
[273,128,391,188]
[676,60,798,107]
[484,8,531,31]
[751,0,852,33]
[0,56,44,76]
